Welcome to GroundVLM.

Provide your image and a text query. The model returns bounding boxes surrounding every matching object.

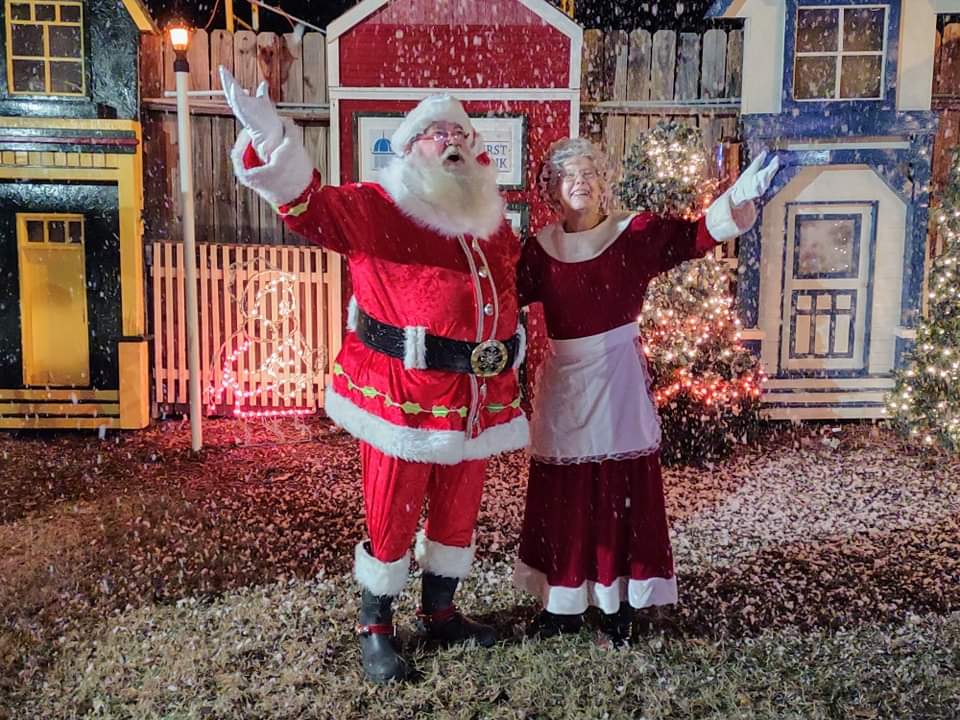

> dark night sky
[141,1,720,33]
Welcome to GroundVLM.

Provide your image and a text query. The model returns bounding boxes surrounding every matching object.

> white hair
[537,137,616,216]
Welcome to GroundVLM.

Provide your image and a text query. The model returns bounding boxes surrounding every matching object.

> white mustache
[442,146,464,161]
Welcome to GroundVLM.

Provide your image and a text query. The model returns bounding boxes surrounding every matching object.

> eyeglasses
[415,128,469,145]
[562,168,598,182]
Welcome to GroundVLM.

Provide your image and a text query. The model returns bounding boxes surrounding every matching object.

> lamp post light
[170,23,203,452]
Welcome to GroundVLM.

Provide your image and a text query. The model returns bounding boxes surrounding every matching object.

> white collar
[535,211,636,263]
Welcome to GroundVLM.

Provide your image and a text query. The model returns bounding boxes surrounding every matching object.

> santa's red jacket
[232,129,528,464]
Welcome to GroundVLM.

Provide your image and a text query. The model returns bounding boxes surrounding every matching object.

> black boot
[357,590,409,683]
[599,603,634,647]
[418,572,497,647]
[526,609,584,639]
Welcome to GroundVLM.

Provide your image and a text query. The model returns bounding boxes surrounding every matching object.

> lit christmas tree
[618,121,765,465]
[887,146,960,452]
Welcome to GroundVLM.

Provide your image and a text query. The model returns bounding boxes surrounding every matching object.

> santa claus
[219,68,527,683]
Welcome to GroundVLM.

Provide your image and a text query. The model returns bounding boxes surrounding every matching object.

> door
[17,213,90,386]
[780,202,876,375]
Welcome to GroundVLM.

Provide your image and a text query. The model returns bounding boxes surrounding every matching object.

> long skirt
[513,452,677,615]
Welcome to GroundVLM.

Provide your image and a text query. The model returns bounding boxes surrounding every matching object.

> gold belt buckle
[470,339,509,377]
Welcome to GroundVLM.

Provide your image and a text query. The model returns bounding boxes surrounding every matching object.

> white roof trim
[328,0,583,43]
[327,37,340,88]
[569,25,582,90]
[517,0,582,41]
[327,0,390,41]
[330,87,580,100]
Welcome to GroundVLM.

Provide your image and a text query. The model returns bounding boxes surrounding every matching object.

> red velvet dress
[513,211,716,615]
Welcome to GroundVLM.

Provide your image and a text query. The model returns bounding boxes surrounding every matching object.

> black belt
[355,308,519,377]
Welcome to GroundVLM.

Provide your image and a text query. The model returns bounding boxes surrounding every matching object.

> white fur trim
[378,156,505,240]
[346,296,359,332]
[390,95,477,156]
[403,326,428,370]
[324,385,528,464]
[325,386,463,464]
[354,541,410,596]
[705,188,758,242]
[415,530,477,579]
[462,413,529,460]
[230,119,314,208]
[513,559,678,614]
[512,322,527,370]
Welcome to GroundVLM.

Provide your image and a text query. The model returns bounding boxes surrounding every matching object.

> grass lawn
[1,419,958,719]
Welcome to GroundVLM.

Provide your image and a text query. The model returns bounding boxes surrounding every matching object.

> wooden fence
[140,29,330,247]
[585,21,960,178]
[151,241,341,414]
[580,27,743,163]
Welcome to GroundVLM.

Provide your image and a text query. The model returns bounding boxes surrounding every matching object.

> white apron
[530,321,662,464]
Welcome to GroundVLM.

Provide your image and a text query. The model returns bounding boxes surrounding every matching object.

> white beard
[378,146,505,239]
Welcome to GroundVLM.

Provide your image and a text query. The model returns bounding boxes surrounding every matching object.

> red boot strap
[356,622,395,637]
[417,604,460,625]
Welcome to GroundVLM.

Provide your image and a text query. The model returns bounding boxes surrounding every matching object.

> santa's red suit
[230,99,527,603]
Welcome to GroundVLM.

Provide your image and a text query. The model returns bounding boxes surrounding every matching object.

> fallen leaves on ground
[1,419,958,718]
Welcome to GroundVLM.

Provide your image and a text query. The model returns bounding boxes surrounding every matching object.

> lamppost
[169,23,203,451]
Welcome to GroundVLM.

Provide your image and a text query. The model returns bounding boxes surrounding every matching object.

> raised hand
[729,150,781,208]
[219,65,284,161]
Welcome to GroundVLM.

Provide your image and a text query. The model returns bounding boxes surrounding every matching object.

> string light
[620,120,767,464]
[887,146,960,451]
[207,263,324,420]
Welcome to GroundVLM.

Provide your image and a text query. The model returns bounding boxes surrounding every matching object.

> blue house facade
[707,0,958,419]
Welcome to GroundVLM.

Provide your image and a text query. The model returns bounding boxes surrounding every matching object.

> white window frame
[793,4,888,102]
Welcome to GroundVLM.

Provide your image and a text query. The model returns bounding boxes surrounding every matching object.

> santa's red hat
[390,95,479,156]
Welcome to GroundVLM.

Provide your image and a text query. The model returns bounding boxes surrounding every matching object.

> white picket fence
[151,241,342,414]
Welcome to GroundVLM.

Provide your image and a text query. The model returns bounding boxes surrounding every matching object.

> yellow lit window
[5,0,85,96]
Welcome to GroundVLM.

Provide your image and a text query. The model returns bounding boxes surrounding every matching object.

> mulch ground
[1,419,959,719]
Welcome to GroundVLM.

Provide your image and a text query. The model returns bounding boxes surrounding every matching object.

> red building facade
[326,0,582,235]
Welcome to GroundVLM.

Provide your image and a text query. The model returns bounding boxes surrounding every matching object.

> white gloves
[219,65,284,162]
[729,150,780,208]
[704,149,780,241]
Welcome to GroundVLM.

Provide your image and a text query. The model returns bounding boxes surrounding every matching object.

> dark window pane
[11,24,44,56]
[10,3,31,20]
[49,25,82,58]
[60,5,81,22]
[797,8,838,53]
[50,61,83,93]
[797,218,857,276]
[794,56,836,99]
[48,221,66,243]
[35,4,55,21]
[843,8,885,52]
[840,56,883,98]
[27,221,44,242]
[68,221,83,244]
[12,59,46,93]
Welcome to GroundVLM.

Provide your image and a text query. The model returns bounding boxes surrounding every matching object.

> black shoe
[419,572,497,648]
[526,609,584,639]
[599,603,633,647]
[357,590,409,684]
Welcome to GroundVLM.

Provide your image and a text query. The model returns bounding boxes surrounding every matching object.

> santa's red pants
[360,441,487,562]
